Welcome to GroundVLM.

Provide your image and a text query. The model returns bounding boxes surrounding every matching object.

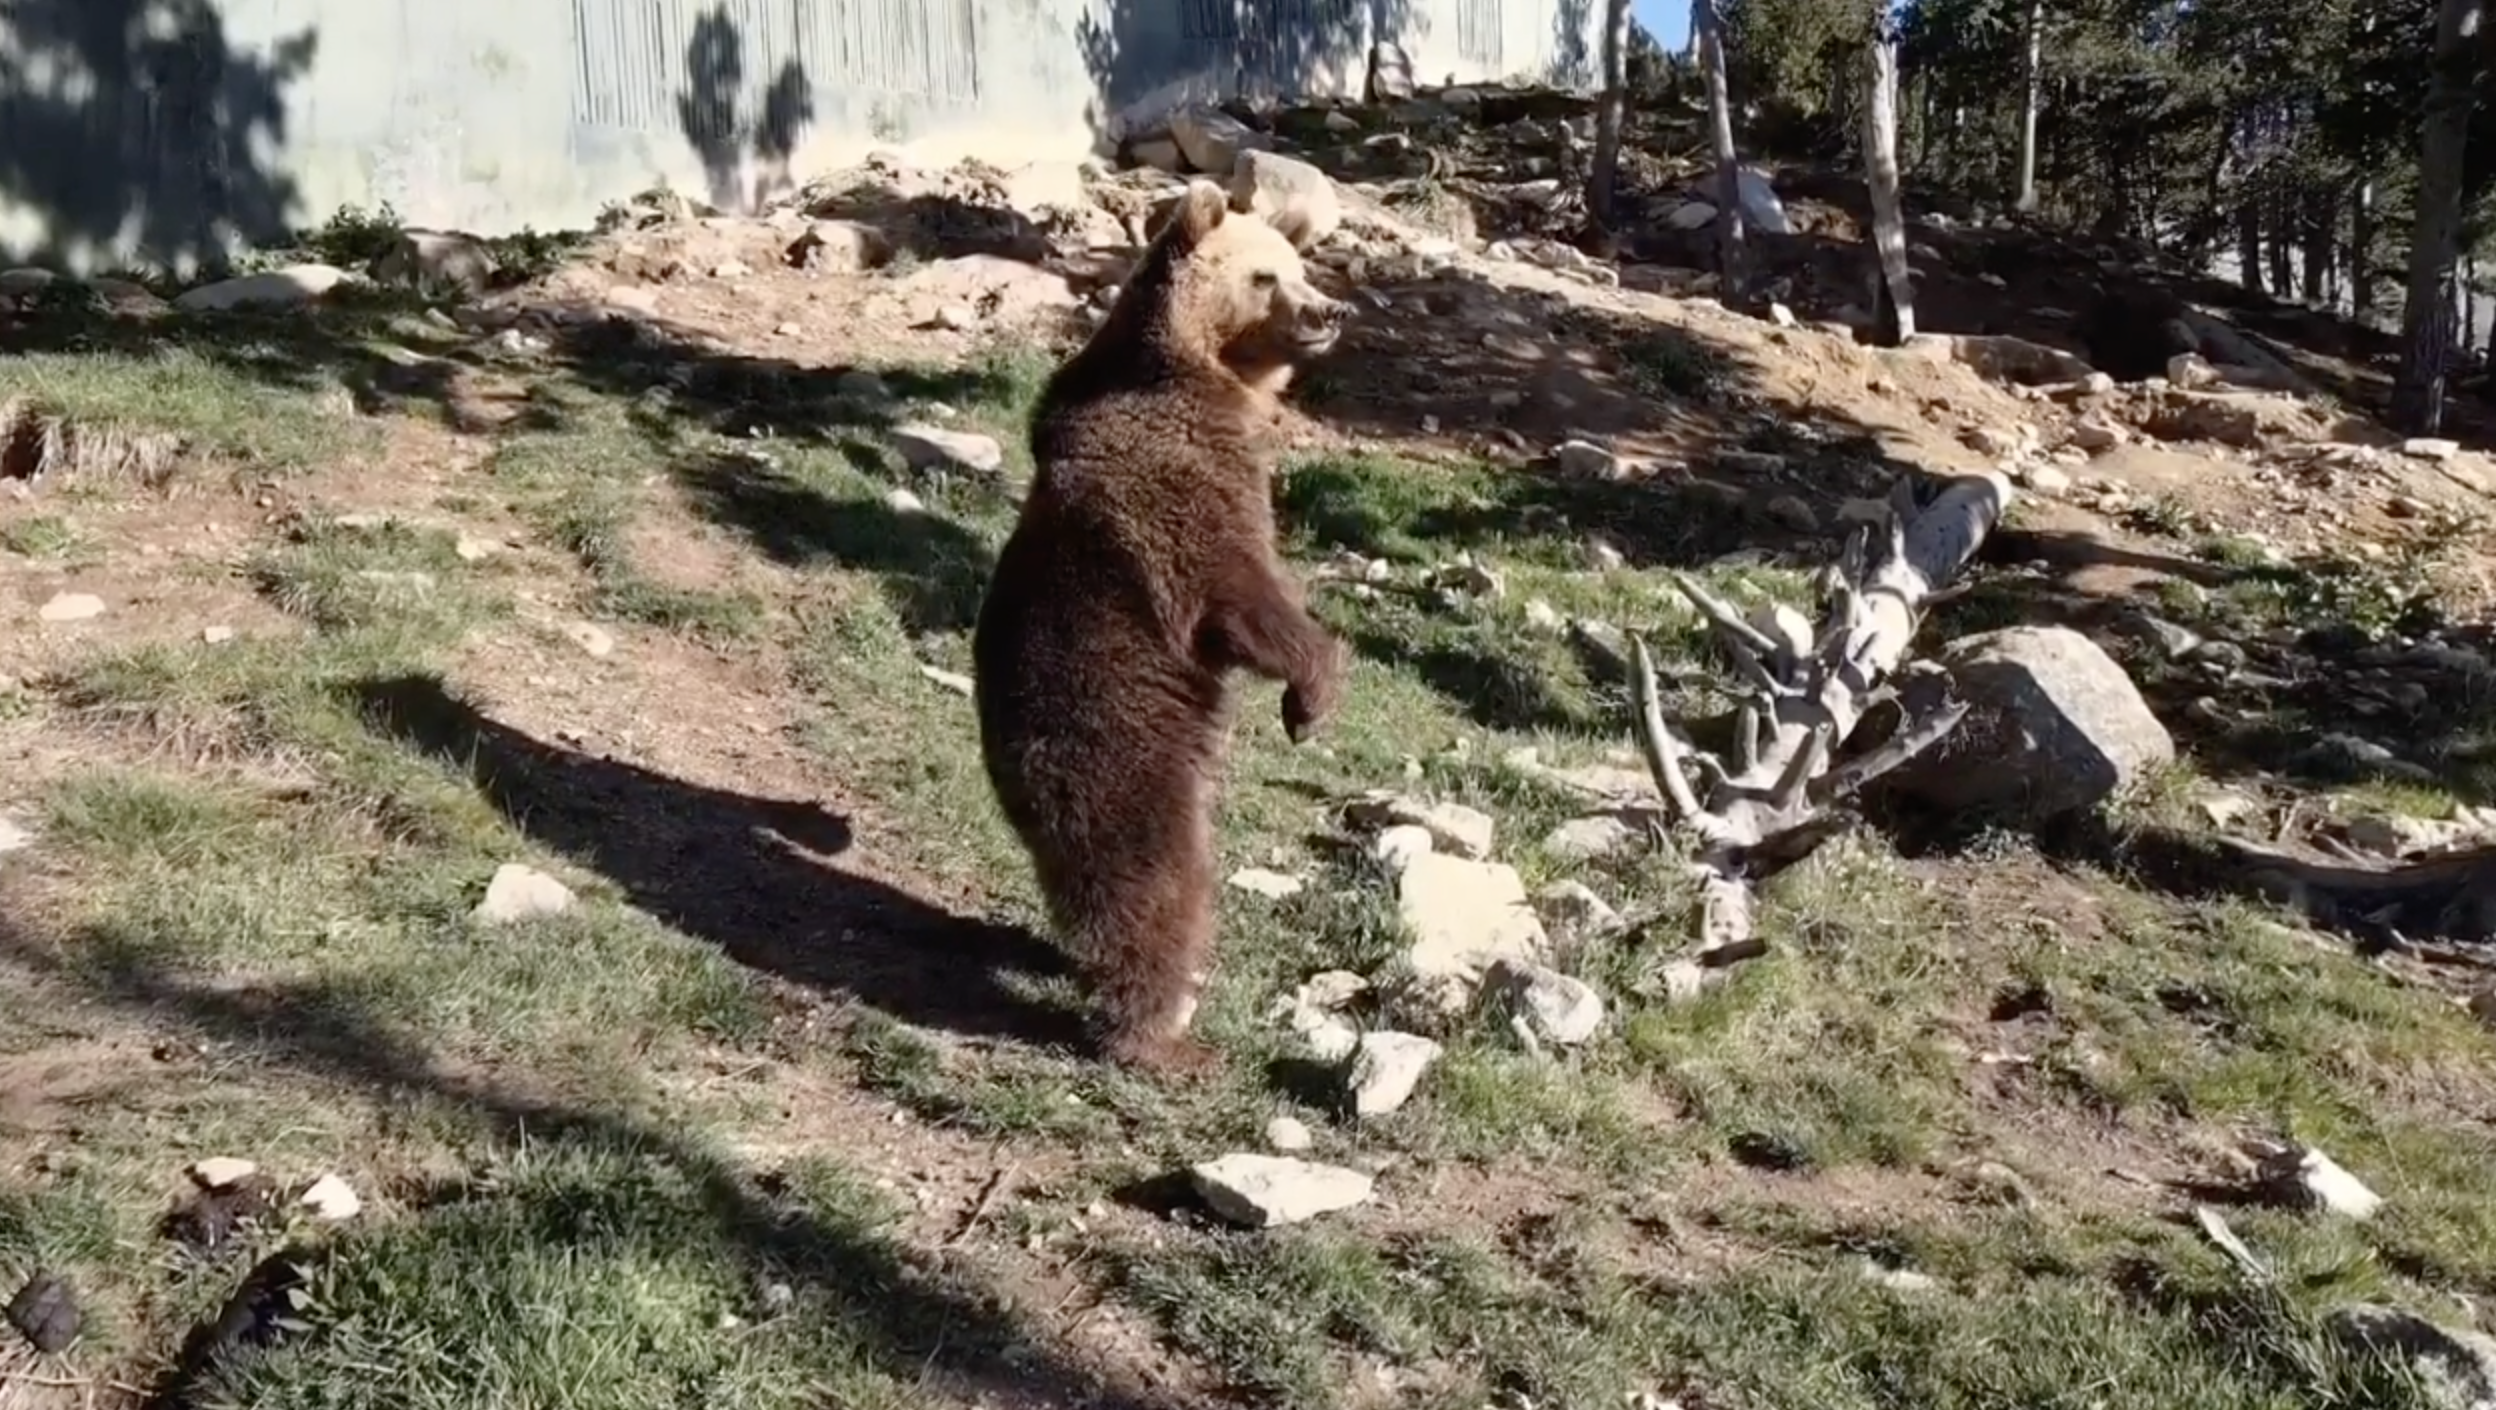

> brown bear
[971,179,1352,1076]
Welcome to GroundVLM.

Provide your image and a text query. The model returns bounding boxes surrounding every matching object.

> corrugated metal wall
[0,0,1601,271]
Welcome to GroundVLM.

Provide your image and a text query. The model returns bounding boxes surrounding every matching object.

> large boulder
[2326,1304,2496,1410]
[1889,626,2174,823]
[1167,106,1263,177]
[1228,150,1341,251]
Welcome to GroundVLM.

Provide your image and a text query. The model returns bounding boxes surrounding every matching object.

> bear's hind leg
[1079,769,1222,1077]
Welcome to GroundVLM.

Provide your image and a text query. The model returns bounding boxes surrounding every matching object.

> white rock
[2024,464,2074,495]
[1535,880,1623,936]
[2401,437,2461,462]
[298,1172,362,1221]
[0,817,32,855]
[1190,1153,1373,1227]
[1265,1115,1313,1152]
[2167,351,2220,389]
[1733,167,1793,235]
[173,263,351,312]
[1491,960,1605,1045]
[202,625,237,645]
[1228,150,1340,249]
[473,863,574,924]
[2262,1145,2382,1220]
[1522,599,1565,634]
[188,1157,259,1189]
[1397,853,1547,1001]
[1168,106,1264,177]
[883,488,926,514]
[1227,867,1304,900]
[1893,626,2175,822]
[1555,438,1621,478]
[919,665,975,696]
[1861,1261,1938,1292]
[1358,796,1494,860]
[1543,813,1641,862]
[1372,824,1435,875]
[36,592,105,623]
[1345,1031,1441,1115]
[892,423,1004,476]
[565,621,616,658]
[604,285,660,315]
[2069,419,2124,452]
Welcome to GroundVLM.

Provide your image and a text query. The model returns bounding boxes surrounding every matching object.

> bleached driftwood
[1627,471,2013,954]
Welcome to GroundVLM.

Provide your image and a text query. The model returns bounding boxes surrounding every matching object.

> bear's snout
[1290,292,1349,349]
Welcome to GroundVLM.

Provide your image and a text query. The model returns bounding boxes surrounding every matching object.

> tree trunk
[1697,0,1747,302]
[2266,184,2293,296]
[1585,0,1632,225]
[2392,0,2486,435]
[1862,10,1914,345]
[2236,170,2264,294]
[2300,187,2328,305]
[2014,0,2044,213]
[2353,179,2375,320]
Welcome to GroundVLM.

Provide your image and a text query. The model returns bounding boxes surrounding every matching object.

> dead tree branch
[1627,471,2013,957]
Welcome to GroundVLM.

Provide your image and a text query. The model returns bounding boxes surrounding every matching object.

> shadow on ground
[0,914,1192,1409]
[346,671,1080,1050]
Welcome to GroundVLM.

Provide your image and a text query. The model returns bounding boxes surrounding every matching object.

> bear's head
[1124,179,1349,394]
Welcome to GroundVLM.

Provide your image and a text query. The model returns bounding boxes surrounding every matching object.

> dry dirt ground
[2,113,2496,1409]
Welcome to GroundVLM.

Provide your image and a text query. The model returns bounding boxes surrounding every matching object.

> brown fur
[971,181,1352,1075]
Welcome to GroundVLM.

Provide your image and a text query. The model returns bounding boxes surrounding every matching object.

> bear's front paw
[1282,638,1349,744]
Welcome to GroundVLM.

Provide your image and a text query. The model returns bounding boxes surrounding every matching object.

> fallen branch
[1627,471,2013,956]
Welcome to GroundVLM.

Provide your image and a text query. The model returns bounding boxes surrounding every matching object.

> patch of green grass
[250,514,503,644]
[4,340,381,473]
[0,512,88,560]
[1109,1211,2436,1410]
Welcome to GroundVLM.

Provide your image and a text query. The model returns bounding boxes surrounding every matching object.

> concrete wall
[0,0,1603,275]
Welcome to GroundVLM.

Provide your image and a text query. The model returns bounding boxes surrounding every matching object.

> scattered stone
[1490,959,1605,1046]
[1227,867,1305,900]
[1663,200,1718,230]
[0,817,31,856]
[1189,1154,1373,1228]
[2022,464,2073,495]
[2069,418,2124,451]
[604,284,660,315]
[1582,538,1627,572]
[1522,599,1565,633]
[1891,626,2175,823]
[1535,880,1623,938]
[892,423,1005,476]
[36,591,104,623]
[565,621,616,658]
[2343,812,2457,859]
[1345,1031,1442,1115]
[2325,1304,2496,1410]
[1168,106,1263,177]
[188,1157,260,1190]
[1860,1261,1938,1293]
[1366,41,1416,102]
[1543,813,1642,862]
[1372,824,1435,874]
[453,534,497,562]
[1353,795,1495,859]
[919,665,975,696]
[1397,853,1548,1006]
[2401,437,2462,462]
[2165,351,2220,389]
[298,1173,362,1222]
[172,263,351,312]
[1127,138,1187,175]
[5,1273,80,1354]
[473,863,575,925]
[883,487,926,515]
[1555,438,1622,479]
[1228,150,1340,249]
[1264,1115,1313,1153]
[2257,1144,2382,1220]
[789,219,891,272]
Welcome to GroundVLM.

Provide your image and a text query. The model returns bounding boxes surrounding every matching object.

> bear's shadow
[348,672,1085,1051]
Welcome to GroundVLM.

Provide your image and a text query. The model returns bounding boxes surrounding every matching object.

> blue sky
[1636,0,1693,49]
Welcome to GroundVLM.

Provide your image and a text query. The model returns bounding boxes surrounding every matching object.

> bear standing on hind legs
[971,180,1353,1077]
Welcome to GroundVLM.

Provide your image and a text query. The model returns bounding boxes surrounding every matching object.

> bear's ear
[1166,179,1229,252]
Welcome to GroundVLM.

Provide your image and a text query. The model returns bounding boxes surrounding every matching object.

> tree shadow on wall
[676,7,816,214]
[1073,0,1419,150]
[0,0,316,270]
